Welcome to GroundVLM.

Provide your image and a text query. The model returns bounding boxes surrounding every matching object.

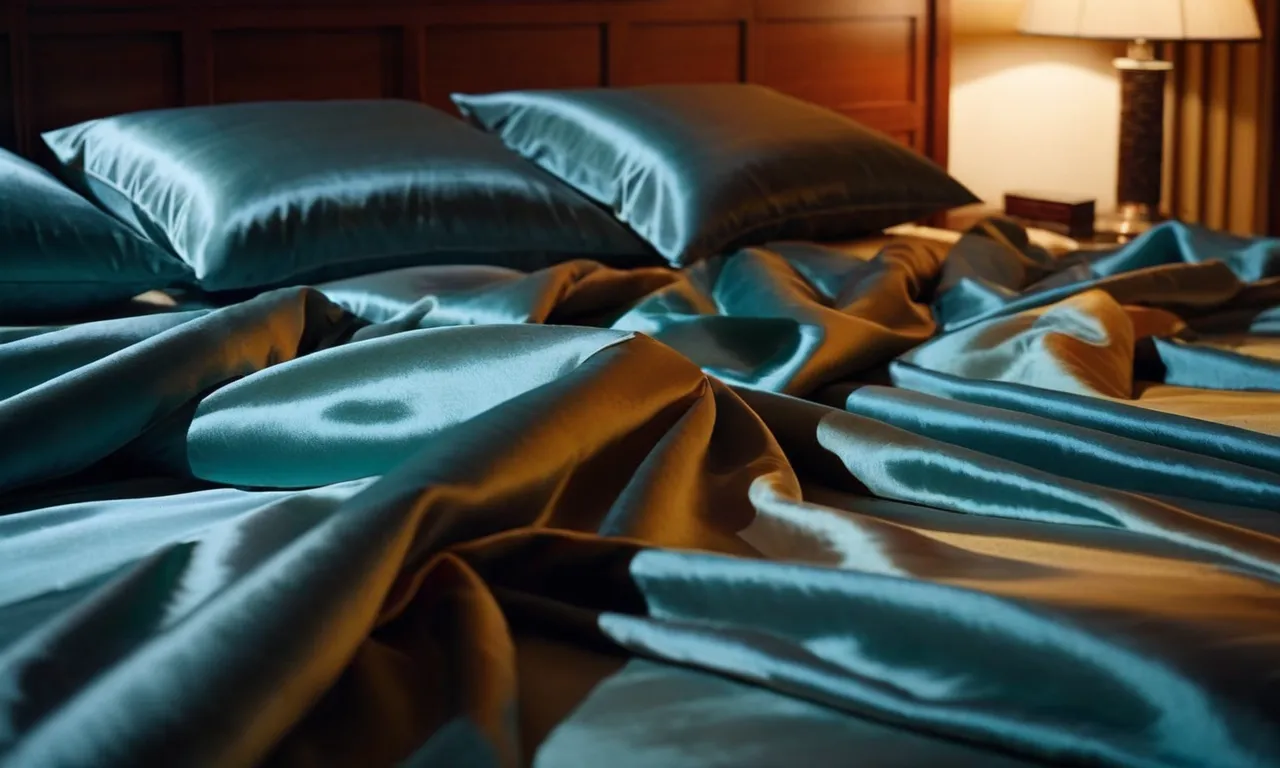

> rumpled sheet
[3,218,1280,768]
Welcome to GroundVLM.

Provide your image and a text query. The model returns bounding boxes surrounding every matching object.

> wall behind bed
[0,0,955,170]
[950,0,1280,237]
[950,0,1124,211]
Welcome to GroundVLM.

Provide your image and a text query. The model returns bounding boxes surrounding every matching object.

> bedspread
[3,218,1280,768]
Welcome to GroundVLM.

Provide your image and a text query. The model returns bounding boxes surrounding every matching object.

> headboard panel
[0,0,951,166]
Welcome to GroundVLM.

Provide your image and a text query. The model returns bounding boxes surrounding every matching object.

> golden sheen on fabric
[453,85,979,267]
[0,148,190,321]
[41,100,657,292]
[6,220,1280,767]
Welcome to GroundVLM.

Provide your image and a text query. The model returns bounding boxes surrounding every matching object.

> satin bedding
[3,218,1280,768]
[0,149,190,321]
[43,100,654,293]
[453,85,978,267]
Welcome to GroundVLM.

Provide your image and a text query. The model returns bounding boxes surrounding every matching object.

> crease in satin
[2,218,1280,768]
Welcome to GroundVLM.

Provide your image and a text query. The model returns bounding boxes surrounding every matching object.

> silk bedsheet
[2,218,1279,768]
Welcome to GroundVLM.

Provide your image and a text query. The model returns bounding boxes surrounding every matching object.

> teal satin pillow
[42,100,656,292]
[0,148,191,322]
[453,85,980,267]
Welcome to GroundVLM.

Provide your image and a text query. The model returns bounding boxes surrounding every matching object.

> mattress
[2,218,1279,767]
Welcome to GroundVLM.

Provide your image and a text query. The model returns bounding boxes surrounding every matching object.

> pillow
[42,100,656,292]
[453,84,980,267]
[0,148,191,322]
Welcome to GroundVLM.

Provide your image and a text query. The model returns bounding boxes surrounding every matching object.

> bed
[3,2,1280,767]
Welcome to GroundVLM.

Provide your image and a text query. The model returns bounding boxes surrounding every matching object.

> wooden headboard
[0,0,952,166]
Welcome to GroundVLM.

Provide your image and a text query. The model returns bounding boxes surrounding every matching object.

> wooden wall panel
[422,24,602,113]
[750,2,929,154]
[3,1,953,169]
[1261,0,1280,236]
[753,19,915,105]
[0,36,14,150]
[620,22,743,87]
[212,28,403,103]
[28,33,180,134]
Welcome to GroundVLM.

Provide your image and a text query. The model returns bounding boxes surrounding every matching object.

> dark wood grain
[0,33,12,149]
[1260,0,1280,236]
[619,22,742,87]
[401,24,424,101]
[28,32,181,132]
[2,0,953,170]
[753,19,914,104]
[423,23,603,113]
[928,0,950,170]
[213,28,403,103]
[6,0,30,154]
[748,0,929,155]
[182,18,212,106]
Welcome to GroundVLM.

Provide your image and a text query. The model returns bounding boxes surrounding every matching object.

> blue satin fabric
[933,217,1280,333]
[3,219,1280,767]
[454,85,978,267]
[0,149,190,321]
[42,100,656,293]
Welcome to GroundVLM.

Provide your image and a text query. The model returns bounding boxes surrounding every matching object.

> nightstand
[942,204,1131,253]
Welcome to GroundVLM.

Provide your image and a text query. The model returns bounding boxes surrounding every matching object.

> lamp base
[1097,203,1165,241]
[1113,41,1171,238]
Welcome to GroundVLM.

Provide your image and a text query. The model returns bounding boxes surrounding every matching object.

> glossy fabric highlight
[0,148,191,321]
[3,220,1280,767]
[42,101,656,292]
[454,85,979,266]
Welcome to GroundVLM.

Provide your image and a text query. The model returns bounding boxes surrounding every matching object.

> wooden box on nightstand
[1003,191,1096,239]
[943,201,1131,252]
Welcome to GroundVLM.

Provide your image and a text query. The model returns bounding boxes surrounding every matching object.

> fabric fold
[4,218,1280,767]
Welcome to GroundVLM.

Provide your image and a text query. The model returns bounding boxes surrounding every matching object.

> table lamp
[1019,0,1262,237]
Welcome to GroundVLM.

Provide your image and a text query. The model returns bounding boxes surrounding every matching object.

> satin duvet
[2,218,1280,768]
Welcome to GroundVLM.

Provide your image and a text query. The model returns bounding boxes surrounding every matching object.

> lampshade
[1019,0,1262,41]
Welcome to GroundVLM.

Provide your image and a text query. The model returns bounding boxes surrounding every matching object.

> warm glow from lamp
[951,38,1121,208]
[1019,0,1262,42]
[1016,0,1262,238]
